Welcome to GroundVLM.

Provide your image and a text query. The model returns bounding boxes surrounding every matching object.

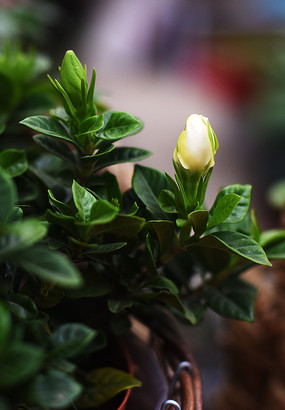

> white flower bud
[174,114,218,176]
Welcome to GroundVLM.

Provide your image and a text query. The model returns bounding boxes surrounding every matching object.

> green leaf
[145,220,175,255]
[29,370,82,409]
[20,116,76,144]
[0,343,44,388]
[158,189,177,213]
[34,134,77,164]
[213,185,252,224]
[50,323,97,358]
[188,210,208,236]
[94,146,151,170]
[132,165,170,219]
[0,172,17,223]
[72,180,97,222]
[107,299,133,313]
[88,200,119,224]
[0,219,47,260]
[0,149,28,177]
[48,190,75,216]
[91,214,145,238]
[16,247,82,288]
[0,301,11,352]
[260,229,285,248]
[205,278,257,322]
[207,193,241,229]
[60,50,87,107]
[265,240,285,260]
[197,231,271,266]
[72,240,126,253]
[79,367,141,408]
[100,112,142,141]
[144,276,179,294]
[7,294,38,321]
[78,114,104,136]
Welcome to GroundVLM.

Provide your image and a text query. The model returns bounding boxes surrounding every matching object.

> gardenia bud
[174,114,218,176]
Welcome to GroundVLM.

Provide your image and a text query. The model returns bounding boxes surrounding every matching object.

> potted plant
[0,48,284,410]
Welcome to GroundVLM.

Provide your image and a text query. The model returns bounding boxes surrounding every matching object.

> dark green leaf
[34,134,77,164]
[107,299,133,313]
[100,112,142,141]
[20,116,76,144]
[91,214,145,238]
[29,370,82,409]
[16,247,82,288]
[158,189,177,213]
[94,146,151,170]
[205,278,257,321]
[207,193,241,229]
[7,294,38,321]
[0,172,17,223]
[265,240,285,260]
[50,323,97,358]
[132,165,170,219]
[0,343,44,388]
[82,242,127,255]
[48,190,75,216]
[79,367,141,408]
[145,220,175,255]
[197,231,271,266]
[0,301,10,352]
[144,276,178,294]
[0,149,28,177]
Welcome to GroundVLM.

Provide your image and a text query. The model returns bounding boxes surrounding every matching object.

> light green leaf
[16,247,82,288]
[50,323,97,358]
[0,149,28,177]
[78,114,104,136]
[188,210,208,236]
[207,193,241,229]
[100,112,142,140]
[197,231,271,266]
[60,50,87,107]
[79,367,141,408]
[29,370,82,409]
[205,279,257,322]
[72,180,97,222]
[132,165,170,219]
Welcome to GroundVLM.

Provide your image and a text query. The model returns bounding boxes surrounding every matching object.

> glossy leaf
[0,172,17,223]
[205,278,257,322]
[197,231,271,266]
[16,247,82,288]
[79,367,141,408]
[132,165,170,219]
[94,146,151,170]
[29,370,82,409]
[100,112,142,140]
[207,193,241,229]
[48,190,75,216]
[34,134,77,164]
[20,116,76,144]
[50,323,97,358]
[188,210,209,236]
[72,180,97,222]
[91,214,145,238]
[158,189,177,213]
[60,50,87,107]
[0,149,28,177]
[78,114,104,136]
[214,184,252,224]
[83,242,127,254]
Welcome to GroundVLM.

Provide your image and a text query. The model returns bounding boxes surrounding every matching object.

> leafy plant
[1,49,285,409]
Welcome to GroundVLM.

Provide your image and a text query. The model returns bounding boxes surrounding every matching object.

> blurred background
[2,0,285,408]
